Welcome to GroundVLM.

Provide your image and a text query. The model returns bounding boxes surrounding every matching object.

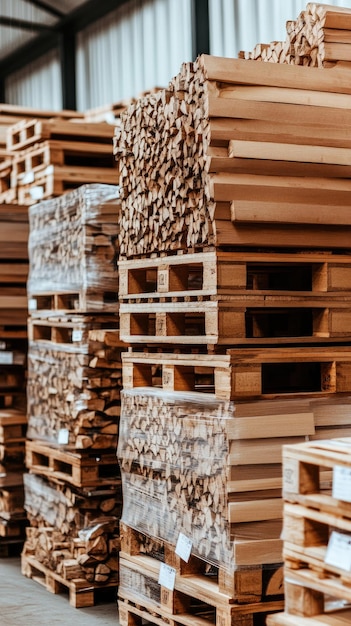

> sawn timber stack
[115,53,351,258]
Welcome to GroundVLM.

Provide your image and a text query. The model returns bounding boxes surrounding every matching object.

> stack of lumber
[0,202,29,555]
[0,104,83,204]
[267,437,351,625]
[115,18,351,624]
[5,116,117,206]
[115,53,351,258]
[117,389,285,625]
[22,473,121,607]
[240,2,351,67]
[23,184,123,605]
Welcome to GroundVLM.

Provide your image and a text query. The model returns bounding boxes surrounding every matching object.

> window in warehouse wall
[209,0,351,58]
[76,0,192,111]
[5,48,62,110]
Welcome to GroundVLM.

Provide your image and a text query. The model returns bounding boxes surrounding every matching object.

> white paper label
[30,186,44,200]
[104,112,116,124]
[0,352,13,364]
[22,171,34,184]
[58,429,69,445]
[283,457,300,495]
[175,532,192,563]
[45,165,54,176]
[0,341,6,350]
[325,531,351,571]
[158,563,176,591]
[72,330,83,342]
[28,298,37,311]
[333,466,351,503]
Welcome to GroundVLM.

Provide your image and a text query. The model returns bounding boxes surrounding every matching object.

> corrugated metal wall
[5,0,351,109]
[76,0,193,111]
[5,49,62,110]
[209,0,351,58]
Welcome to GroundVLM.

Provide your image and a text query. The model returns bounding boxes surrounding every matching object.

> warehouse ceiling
[0,0,132,82]
[0,0,89,62]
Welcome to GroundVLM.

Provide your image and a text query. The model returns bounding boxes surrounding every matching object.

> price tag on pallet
[325,531,351,571]
[0,352,13,364]
[158,563,176,591]
[58,429,69,445]
[175,532,193,562]
[333,466,351,503]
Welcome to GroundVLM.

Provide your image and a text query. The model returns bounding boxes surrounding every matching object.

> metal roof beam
[0,15,53,32]
[21,0,64,18]
[0,0,130,78]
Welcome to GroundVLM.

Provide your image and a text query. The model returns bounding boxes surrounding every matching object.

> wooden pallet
[27,315,119,346]
[21,554,118,608]
[119,250,351,301]
[28,289,119,315]
[122,346,351,399]
[283,566,351,617]
[17,165,118,205]
[119,250,351,345]
[120,300,351,346]
[26,440,120,488]
[282,437,351,509]
[118,564,284,626]
[12,139,115,183]
[0,515,27,537]
[0,441,25,468]
[267,607,351,626]
[0,472,24,519]
[0,410,27,443]
[120,523,283,604]
[282,501,351,586]
[7,119,114,151]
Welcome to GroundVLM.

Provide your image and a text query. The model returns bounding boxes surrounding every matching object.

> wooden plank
[199,54,351,95]
[231,199,351,226]
[228,140,351,165]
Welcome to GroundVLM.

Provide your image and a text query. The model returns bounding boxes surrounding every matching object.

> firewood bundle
[115,51,351,259]
[22,473,120,584]
[240,2,351,67]
[27,325,123,449]
[118,388,233,568]
[27,184,120,311]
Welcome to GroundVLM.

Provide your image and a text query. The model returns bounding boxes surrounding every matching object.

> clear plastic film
[23,473,121,535]
[27,337,122,448]
[27,183,120,302]
[118,388,234,570]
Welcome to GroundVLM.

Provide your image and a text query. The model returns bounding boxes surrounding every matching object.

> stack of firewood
[22,184,124,602]
[0,201,29,556]
[114,7,351,625]
[239,2,351,67]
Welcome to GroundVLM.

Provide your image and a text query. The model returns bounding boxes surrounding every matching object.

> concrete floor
[0,557,119,625]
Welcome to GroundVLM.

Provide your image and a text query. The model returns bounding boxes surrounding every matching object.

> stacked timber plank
[114,26,351,625]
[0,201,29,556]
[267,438,351,625]
[6,116,117,205]
[240,2,351,67]
[22,184,123,606]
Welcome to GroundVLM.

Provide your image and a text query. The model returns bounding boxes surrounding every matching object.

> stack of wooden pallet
[0,104,83,204]
[0,201,29,556]
[114,29,351,626]
[267,437,351,625]
[240,2,351,67]
[5,116,117,205]
[22,183,123,607]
